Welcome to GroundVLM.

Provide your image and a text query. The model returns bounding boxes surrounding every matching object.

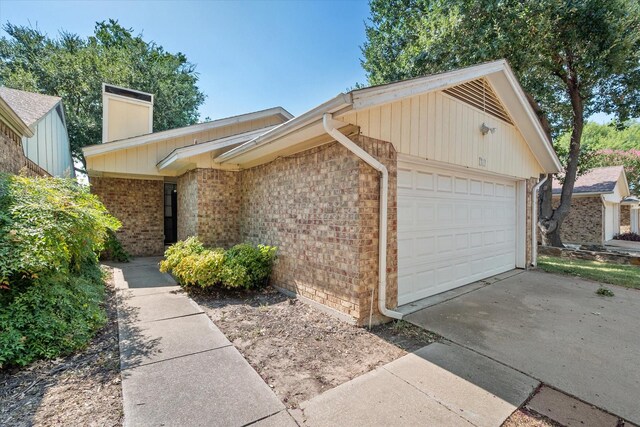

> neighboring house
[552,166,630,244]
[0,90,48,176]
[621,196,640,234]
[0,87,74,177]
[83,60,561,325]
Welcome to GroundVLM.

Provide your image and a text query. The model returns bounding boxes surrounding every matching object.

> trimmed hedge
[160,237,277,290]
[0,174,119,368]
[614,232,640,242]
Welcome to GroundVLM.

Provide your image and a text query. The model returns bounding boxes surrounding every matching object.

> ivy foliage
[0,174,120,368]
[160,237,278,290]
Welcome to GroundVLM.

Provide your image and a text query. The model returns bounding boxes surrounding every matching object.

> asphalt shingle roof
[553,166,624,195]
[0,87,61,127]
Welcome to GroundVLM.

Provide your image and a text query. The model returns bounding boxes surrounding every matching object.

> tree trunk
[538,66,584,247]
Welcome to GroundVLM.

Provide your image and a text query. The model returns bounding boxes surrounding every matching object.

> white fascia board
[618,168,631,197]
[83,106,293,157]
[215,94,352,163]
[157,126,277,170]
[553,191,613,197]
[351,60,507,110]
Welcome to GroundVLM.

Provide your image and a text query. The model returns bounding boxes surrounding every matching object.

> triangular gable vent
[443,78,513,125]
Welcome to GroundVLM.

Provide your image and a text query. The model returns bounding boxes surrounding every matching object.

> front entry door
[164,183,177,245]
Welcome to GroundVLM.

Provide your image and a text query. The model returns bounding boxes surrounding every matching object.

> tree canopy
[362,0,640,246]
[0,20,205,170]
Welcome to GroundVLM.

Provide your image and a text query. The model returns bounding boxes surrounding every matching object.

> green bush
[99,229,130,262]
[160,238,277,290]
[0,174,119,368]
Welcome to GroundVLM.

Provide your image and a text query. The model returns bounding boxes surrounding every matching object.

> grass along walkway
[537,255,640,289]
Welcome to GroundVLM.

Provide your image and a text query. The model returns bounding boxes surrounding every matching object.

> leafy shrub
[613,232,640,242]
[0,264,106,367]
[159,236,205,273]
[161,238,277,290]
[99,229,130,262]
[0,174,119,368]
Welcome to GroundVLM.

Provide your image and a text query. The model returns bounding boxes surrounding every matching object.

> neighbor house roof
[0,87,61,128]
[216,59,562,173]
[83,106,293,157]
[553,166,626,195]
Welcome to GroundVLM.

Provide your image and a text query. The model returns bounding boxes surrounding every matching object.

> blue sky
[0,0,371,120]
[0,0,613,124]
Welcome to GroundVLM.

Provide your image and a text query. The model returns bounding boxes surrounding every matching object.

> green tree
[557,121,640,151]
[0,20,205,172]
[362,0,640,246]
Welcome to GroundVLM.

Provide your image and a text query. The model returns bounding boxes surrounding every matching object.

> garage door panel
[398,163,518,304]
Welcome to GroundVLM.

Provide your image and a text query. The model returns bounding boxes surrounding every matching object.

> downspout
[322,113,403,320]
[531,176,548,267]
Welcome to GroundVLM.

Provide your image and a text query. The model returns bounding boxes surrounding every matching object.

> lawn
[537,255,640,289]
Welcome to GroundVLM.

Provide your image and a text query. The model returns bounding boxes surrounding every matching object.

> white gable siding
[338,90,544,179]
[22,107,73,177]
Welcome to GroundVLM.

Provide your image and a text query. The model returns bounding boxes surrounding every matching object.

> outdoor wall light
[480,122,496,136]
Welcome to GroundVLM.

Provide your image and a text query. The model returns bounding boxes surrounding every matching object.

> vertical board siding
[339,90,543,179]
[21,109,73,177]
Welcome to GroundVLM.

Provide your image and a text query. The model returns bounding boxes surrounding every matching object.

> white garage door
[398,162,518,305]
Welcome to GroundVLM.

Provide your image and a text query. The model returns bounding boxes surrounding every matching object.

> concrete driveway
[406,270,640,424]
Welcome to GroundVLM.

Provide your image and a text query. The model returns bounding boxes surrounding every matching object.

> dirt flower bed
[0,268,123,426]
[192,286,437,408]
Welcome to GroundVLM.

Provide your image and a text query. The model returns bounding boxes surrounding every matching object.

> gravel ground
[0,269,123,427]
[502,409,561,427]
[192,286,438,408]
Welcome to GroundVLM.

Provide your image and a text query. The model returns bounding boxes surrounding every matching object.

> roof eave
[215,93,352,163]
[0,96,33,138]
[83,106,293,158]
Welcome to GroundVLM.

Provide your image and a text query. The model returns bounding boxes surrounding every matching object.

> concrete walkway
[293,342,539,427]
[111,257,295,427]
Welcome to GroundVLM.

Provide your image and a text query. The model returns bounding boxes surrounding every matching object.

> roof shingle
[553,166,624,195]
[0,87,61,127]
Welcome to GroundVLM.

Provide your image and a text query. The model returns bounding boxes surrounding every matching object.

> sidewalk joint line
[381,364,481,427]
[121,344,234,371]
[241,409,289,427]
[139,311,205,324]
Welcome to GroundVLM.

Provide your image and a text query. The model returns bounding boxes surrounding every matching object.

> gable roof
[553,166,627,195]
[0,87,61,128]
[83,106,293,157]
[216,60,562,173]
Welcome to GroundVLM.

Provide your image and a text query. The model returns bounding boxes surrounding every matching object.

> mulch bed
[191,286,438,408]
[0,268,123,427]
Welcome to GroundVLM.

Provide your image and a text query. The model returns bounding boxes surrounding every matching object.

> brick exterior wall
[90,177,165,256]
[238,135,397,325]
[0,121,47,177]
[621,204,631,233]
[554,196,604,244]
[176,168,240,248]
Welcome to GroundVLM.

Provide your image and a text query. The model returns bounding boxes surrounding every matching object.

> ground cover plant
[0,174,120,368]
[537,255,640,289]
[160,237,277,289]
[614,232,640,242]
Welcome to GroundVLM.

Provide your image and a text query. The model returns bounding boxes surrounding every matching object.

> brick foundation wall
[238,135,397,325]
[90,177,164,256]
[176,168,240,248]
[0,121,46,177]
[554,196,604,244]
[621,205,631,233]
